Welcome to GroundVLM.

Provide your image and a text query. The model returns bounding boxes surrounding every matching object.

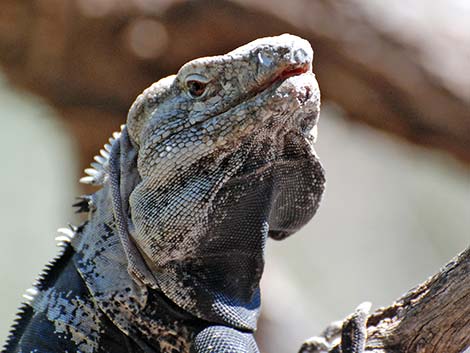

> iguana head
[84,34,324,329]
[127,34,319,180]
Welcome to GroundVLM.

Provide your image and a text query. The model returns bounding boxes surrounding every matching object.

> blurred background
[0,1,469,352]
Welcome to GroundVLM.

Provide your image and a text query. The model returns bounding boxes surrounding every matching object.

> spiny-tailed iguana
[2,34,367,353]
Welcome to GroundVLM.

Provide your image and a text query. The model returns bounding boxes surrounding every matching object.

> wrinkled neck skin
[129,129,274,329]
[72,182,150,336]
[74,34,324,334]
[72,128,279,333]
[71,182,193,351]
[126,77,321,330]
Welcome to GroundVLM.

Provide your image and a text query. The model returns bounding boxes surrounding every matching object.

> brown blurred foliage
[1,0,470,171]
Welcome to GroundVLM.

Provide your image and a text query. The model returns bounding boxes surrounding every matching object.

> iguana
[2,34,367,353]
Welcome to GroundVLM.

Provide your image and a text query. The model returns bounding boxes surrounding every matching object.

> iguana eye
[185,74,210,98]
[187,80,207,97]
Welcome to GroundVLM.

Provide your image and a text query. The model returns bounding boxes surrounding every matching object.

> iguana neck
[73,135,276,331]
[71,182,151,334]
[129,137,270,329]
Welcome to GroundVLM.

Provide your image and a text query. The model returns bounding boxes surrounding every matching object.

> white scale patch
[31,288,102,353]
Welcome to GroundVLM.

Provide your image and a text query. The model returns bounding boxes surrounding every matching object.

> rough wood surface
[364,246,470,352]
[1,0,470,168]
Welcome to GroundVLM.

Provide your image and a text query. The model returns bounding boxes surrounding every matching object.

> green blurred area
[0,75,468,351]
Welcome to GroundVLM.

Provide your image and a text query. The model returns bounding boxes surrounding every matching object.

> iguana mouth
[278,65,310,80]
[256,64,310,95]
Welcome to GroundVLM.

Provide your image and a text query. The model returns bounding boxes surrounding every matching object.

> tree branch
[304,247,470,353]
[364,246,470,353]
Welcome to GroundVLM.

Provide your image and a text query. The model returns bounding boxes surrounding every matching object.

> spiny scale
[79,126,125,186]
[55,226,76,247]
[4,125,121,350]
[3,304,33,352]
[33,228,75,291]
[3,228,75,352]
[21,288,38,303]
[73,194,94,213]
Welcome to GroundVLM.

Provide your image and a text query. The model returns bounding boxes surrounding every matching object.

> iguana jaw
[131,34,313,138]
[133,68,319,184]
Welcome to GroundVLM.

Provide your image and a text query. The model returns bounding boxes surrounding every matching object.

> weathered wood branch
[308,247,470,353]
[364,246,470,353]
[1,0,470,167]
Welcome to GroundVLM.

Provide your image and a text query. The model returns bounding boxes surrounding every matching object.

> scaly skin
[3,34,325,353]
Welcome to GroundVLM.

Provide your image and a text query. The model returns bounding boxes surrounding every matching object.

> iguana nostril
[258,51,274,67]
[293,47,309,65]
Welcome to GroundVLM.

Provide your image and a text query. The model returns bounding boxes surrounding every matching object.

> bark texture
[364,247,470,353]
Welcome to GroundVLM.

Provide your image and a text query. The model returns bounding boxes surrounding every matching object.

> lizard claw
[298,336,330,353]
[299,302,371,353]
